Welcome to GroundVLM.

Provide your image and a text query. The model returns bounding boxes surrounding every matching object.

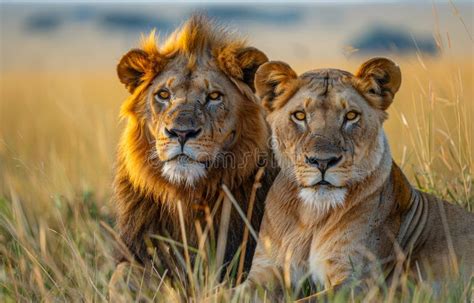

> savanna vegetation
[0,7,472,303]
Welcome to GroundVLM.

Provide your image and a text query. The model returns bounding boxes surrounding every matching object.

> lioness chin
[243,58,474,297]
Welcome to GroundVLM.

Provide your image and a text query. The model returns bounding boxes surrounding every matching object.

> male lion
[109,16,277,296]
[243,58,474,297]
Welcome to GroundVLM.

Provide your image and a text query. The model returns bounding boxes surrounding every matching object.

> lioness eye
[155,89,170,101]
[292,111,306,121]
[345,111,359,121]
[207,91,222,102]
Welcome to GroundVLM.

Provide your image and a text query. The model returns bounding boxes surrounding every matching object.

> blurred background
[2,0,472,199]
[1,1,472,71]
[0,1,472,300]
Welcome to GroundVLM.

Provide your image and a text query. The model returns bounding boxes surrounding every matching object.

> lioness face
[267,71,385,209]
[255,58,401,212]
[117,42,268,187]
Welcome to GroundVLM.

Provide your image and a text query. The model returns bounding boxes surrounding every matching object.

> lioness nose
[305,155,342,173]
[165,128,202,146]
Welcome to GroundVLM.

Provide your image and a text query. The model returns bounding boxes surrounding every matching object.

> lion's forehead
[145,57,240,130]
[153,59,225,91]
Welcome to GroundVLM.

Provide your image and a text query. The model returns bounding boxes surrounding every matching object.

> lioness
[109,16,277,296]
[244,58,474,295]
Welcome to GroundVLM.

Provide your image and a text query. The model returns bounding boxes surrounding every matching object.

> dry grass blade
[215,191,232,273]
[222,185,258,241]
[177,199,195,298]
[236,166,265,285]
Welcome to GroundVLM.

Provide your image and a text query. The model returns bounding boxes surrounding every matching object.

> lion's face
[255,58,401,212]
[116,20,268,188]
[146,58,247,186]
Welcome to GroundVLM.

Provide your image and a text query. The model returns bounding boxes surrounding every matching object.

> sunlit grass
[0,54,472,302]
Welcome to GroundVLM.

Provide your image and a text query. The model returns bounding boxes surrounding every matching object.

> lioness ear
[117,49,152,94]
[355,57,401,111]
[254,61,298,111]
[235,47,269,92]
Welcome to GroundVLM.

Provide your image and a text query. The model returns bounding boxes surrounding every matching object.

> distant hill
[351,26,438,55]
[24,6,303,34]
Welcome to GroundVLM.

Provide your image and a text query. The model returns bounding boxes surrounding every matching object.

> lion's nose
[305,155,342,173]
[165,128,202,147]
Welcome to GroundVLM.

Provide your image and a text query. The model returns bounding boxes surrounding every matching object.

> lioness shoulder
[244,58,474,296]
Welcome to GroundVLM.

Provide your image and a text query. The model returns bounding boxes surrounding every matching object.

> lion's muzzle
[164,127,202,149]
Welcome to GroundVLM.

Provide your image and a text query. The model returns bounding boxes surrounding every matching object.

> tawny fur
[110,16,278,293]
[244,58,474,295]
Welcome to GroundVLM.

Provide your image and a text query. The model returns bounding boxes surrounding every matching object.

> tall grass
[0,54,472,302]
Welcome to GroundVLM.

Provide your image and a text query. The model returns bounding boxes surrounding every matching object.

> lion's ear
[235,47,269,92]
[218,47,268,93]
[254,61,298,111]
[355,57,401,111]
[117,49,152,94]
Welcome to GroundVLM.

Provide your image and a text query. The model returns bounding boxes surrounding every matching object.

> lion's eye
[292,111,306,121]
[207,91,222,102]
[155,89,170,101]
[345,111,359,121]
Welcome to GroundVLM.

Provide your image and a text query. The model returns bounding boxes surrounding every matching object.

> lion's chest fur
[114,151,279,274]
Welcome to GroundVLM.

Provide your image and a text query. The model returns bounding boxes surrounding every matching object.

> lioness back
[243,58,474,297]
[412,191,474,280]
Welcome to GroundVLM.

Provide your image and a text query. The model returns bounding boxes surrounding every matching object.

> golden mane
[155,15,245,57]
[138,14,247,75]
[112,15,276,270]
[119,14,251,120]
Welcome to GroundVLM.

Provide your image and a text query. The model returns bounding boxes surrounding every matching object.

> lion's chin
[162,159,207,187]
[298,187,347,214]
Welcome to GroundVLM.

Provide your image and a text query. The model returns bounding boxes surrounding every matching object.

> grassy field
[0,51,472,301]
